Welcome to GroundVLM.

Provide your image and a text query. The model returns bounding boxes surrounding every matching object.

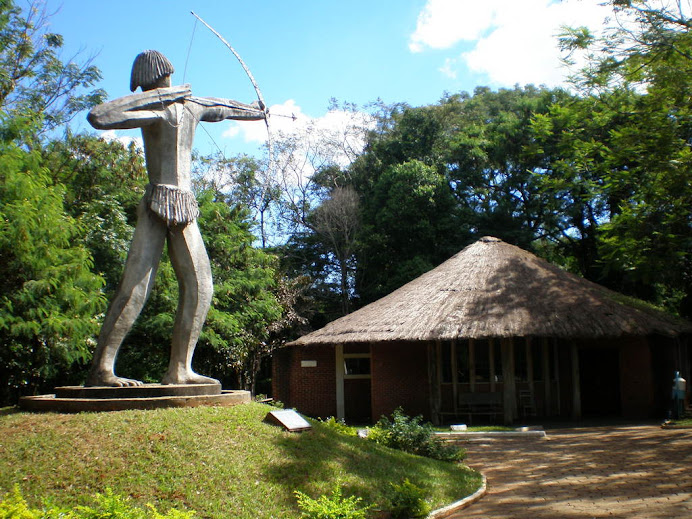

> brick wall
[371,341,430,422]
[272,345,336,419]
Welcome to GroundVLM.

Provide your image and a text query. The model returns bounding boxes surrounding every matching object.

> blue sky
[42,0,613,157]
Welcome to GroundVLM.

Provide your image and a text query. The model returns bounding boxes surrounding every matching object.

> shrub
[0,486,195,519]
[318,417,355,436]
[387,479,431,519]
[0,486,41,519]
[294,485,370,519]
[367,408,465,462]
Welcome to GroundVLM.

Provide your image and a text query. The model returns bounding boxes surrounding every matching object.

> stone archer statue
[86,50,265,387]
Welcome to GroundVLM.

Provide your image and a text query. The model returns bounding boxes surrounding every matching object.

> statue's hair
[130,50,174,92]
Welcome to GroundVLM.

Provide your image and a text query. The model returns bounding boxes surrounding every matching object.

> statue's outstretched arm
[191,96,266,122]
[88,85,192,130]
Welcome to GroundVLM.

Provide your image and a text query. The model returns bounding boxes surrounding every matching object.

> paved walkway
[448,425,692,519]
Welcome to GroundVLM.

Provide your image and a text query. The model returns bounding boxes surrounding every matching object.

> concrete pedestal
[19,383,251,413]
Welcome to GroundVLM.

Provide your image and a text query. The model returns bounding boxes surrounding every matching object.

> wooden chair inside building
[458,392,503,424]
[519,389,537,419]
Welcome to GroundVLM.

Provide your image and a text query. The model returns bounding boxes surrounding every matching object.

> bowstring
[182,16,228,176]
[182,18,197,84]
[185,11,279,243]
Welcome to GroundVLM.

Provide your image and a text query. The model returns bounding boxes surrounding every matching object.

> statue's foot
[86,371,143,387]
[162,370,220,385]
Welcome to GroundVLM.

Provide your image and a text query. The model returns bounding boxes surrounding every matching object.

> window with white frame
[343,354,371,379]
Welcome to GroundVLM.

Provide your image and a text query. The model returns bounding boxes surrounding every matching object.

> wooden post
[335,343,345,421]
[526,337,534,395]
[542,337,551,415]
[571,341,581,420]
[436,340,443,421]
[509,338,517,420]
[501,338,517,424]
[489,338,496,393]
[554,339,561,415]
[525,337,534,418]
[469,338,476,393]
[427,341,443,425]
[451,340,458,417]
[369,342,376,423]
[427,343,436,424]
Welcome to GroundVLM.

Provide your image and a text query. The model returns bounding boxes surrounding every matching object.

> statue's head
[130,50,174,92]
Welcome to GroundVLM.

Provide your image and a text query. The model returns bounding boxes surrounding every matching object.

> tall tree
[357,159,461,303]
[42,134,145,289]
[552,0,692,312]
[193,151,279,249]
[310,185,360,314]
[0,0,105,141]
[192,190,284,393]
[349,87,564,304]
[271,102,372,315]
[0,134,105,404]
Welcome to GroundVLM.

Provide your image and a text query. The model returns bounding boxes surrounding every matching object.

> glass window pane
[344,357,370,376]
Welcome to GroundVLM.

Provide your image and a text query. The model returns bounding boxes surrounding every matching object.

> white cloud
[221,99,376,193]
[410,0,612,87]
[222,99,305,143]
[222,99,375,167]
[409,0,497,53]
[100,130,143,150]
[440,57,459,79]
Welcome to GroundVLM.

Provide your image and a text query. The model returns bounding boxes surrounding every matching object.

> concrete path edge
[428,474,488,519]
[436,430,547,440]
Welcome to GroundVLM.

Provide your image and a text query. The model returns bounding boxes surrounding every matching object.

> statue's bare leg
[86,202,167,387]
[161,221,218,385]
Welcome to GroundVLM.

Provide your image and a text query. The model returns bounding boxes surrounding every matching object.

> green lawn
[0,403,481,518]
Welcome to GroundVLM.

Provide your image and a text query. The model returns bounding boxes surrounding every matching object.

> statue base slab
[19,384,251,413]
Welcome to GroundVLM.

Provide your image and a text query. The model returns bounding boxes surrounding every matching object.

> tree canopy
[2,0,692,404]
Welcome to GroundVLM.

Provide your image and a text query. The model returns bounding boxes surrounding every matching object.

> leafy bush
[318,417,355,436]
[0,486,41,519]
[294,485,370,519]
[367,408,465,462]
[387,479,430,519]
[0,486,194,519]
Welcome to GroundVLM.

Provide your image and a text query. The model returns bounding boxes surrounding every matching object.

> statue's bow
[191,11,274,171]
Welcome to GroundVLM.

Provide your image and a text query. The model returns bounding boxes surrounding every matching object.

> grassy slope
[0,403,481,518]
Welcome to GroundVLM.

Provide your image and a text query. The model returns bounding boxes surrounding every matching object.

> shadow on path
[447,425,692,519]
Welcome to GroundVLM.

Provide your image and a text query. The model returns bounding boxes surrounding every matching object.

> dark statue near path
[86,50,265,387]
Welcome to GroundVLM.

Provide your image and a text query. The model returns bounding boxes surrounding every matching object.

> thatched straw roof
[291,237,691,346]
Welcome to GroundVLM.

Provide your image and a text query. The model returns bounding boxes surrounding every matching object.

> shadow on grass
[0,406,20,417]
[260,421,480,511]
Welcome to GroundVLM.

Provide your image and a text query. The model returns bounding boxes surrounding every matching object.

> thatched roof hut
[276,237,691,424]
[292,236,690,345]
